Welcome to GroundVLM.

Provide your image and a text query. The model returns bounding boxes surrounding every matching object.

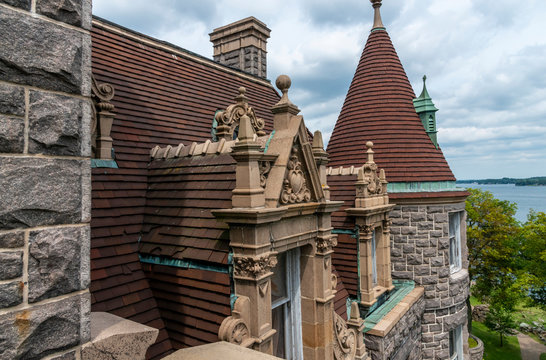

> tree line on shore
[458,176,546,186]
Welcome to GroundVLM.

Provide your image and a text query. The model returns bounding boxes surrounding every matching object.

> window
[271,248,303,359]
[449,325,463,360]
[371,229,377,286]
[449,211,463,273]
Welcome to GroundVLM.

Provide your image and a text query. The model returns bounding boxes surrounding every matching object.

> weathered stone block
[0,115,25,153]
[28,91,91,156]
[0,157,85,229]
[0,251,23,280]
[0,280,23,308]
[36,0,83,26]
[50,350,77,360]
[401,226,416,235]
[0,0,30,9]
[0,231,24,248]
[427,206,444,214]
[28,226,89,303]
[0,83,25,116]
[410,212,426,222]
[0,7,89,94]
[0,294,86,359]
[407,254,423,265]
[430,256,444,267]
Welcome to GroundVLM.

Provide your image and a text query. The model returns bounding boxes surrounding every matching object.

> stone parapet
[81,312,158,360]
[364,287,425,360]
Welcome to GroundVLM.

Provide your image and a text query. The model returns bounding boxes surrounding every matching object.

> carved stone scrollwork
[215,87,266,140]
[331,273,338,291]
[333,311,357,360]
[382,219,392,234]
[233,254,277,279]
[316,235,338,253]
[91,75,115,159]
[355,141,386,198]
[280,146,312,204]
[219,296,255,348]
[259,161,272,188]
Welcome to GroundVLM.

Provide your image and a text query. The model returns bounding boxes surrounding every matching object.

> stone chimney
[209,17,270,79]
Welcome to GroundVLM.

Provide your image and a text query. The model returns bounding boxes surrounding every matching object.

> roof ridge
[92,16,275,88]
[150,134,270,160]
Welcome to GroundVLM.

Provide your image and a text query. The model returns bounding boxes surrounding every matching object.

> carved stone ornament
[233,254,277,278]
[91,75,115,159]
[358,225,373,237]
[280,146,312,204]
[382,219,392,234]
[215,87,266,139]
[333,311,357,360]
[355,141,387,198]
[259,160,272,188]
[331,273,338,291]
[219,297,254,348]
[316,235,338,253]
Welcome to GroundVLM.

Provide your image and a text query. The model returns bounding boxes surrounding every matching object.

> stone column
[378,220,393,289]
[300,203,338,360]
[357,225,375,306]
[0,1,92,359]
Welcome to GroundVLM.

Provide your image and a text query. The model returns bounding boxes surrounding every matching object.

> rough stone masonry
[0,0,92,358]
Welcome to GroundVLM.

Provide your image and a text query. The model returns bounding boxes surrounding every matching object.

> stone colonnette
[0,0,92,358]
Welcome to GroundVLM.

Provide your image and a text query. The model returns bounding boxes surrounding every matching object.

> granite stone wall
[0,0,92,358]
[389,201,470,360]
[365,293,425,360]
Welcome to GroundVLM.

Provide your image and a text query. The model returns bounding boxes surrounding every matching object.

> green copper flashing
[264,130,275,153]
[387,181,460,193]
[91,159,118,168]
[371,27,386,33]
[139,254,229,274]
[362,280,415,332]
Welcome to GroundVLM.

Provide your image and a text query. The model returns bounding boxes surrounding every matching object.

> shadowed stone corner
[81,312,158,360]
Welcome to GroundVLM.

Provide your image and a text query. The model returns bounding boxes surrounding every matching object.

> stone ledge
[367,287,424,337]
[81,312,158,360]
[163,341,283,360]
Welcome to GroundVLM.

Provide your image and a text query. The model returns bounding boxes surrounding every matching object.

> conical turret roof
[327,21,455,183]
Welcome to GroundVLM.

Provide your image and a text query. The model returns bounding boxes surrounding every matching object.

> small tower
[413,75,439,149]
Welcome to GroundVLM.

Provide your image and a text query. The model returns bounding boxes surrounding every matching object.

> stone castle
[0,0,473,359]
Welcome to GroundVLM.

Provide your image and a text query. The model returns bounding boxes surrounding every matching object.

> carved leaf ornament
[233,254,277,278]
[333,311,357,360]
[214,87,266,137]
[281,146,311,204]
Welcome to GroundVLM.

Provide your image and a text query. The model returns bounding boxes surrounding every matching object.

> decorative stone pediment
[214,87,266,140]
[280,145,312,204]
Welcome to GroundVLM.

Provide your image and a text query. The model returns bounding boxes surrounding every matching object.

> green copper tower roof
[413,75,438,113]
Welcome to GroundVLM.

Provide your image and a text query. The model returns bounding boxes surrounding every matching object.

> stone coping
[365,286,425,337]
[163,341,283,360]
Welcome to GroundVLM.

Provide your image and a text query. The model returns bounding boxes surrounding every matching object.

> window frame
[449,325,463,360]
[448,211,463,274]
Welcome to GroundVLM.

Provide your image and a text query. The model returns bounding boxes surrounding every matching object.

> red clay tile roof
[140,154,235,265]
[326,29,456,183]
[90,17,280,358]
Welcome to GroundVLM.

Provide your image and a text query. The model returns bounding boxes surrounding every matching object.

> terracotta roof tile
[326,29,455,183]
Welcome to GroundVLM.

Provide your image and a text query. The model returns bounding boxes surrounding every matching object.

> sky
[92,0,546,180]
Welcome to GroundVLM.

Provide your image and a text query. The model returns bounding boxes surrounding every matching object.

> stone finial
[312,130,324,150]
[91,75,115,160]
[366,141,374,163]
[271,75,300,128]
[312,130,330,201]
[370,0,385,30]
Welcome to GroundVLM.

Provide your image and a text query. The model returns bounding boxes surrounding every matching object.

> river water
[459,183,546,223]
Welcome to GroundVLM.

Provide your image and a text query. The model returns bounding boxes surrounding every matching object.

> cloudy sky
[92,0,546,180]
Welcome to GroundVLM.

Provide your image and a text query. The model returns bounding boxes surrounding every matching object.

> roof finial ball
[366,141,375,163]
[276,74,292,104]
[370,0,385,30]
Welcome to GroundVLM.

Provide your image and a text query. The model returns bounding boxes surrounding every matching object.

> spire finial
[370,0,385,30]
[423,75,427,83]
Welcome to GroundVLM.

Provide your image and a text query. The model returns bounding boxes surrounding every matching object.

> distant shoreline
[456,176,546,187]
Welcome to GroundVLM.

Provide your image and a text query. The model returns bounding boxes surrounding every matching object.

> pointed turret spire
[327,5,455,183]
[370,0,385,30]
[413,75,439,149]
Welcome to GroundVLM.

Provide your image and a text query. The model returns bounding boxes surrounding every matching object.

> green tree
[465,188,520,302]
[518,211,546,308]
[484,304,516,347]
